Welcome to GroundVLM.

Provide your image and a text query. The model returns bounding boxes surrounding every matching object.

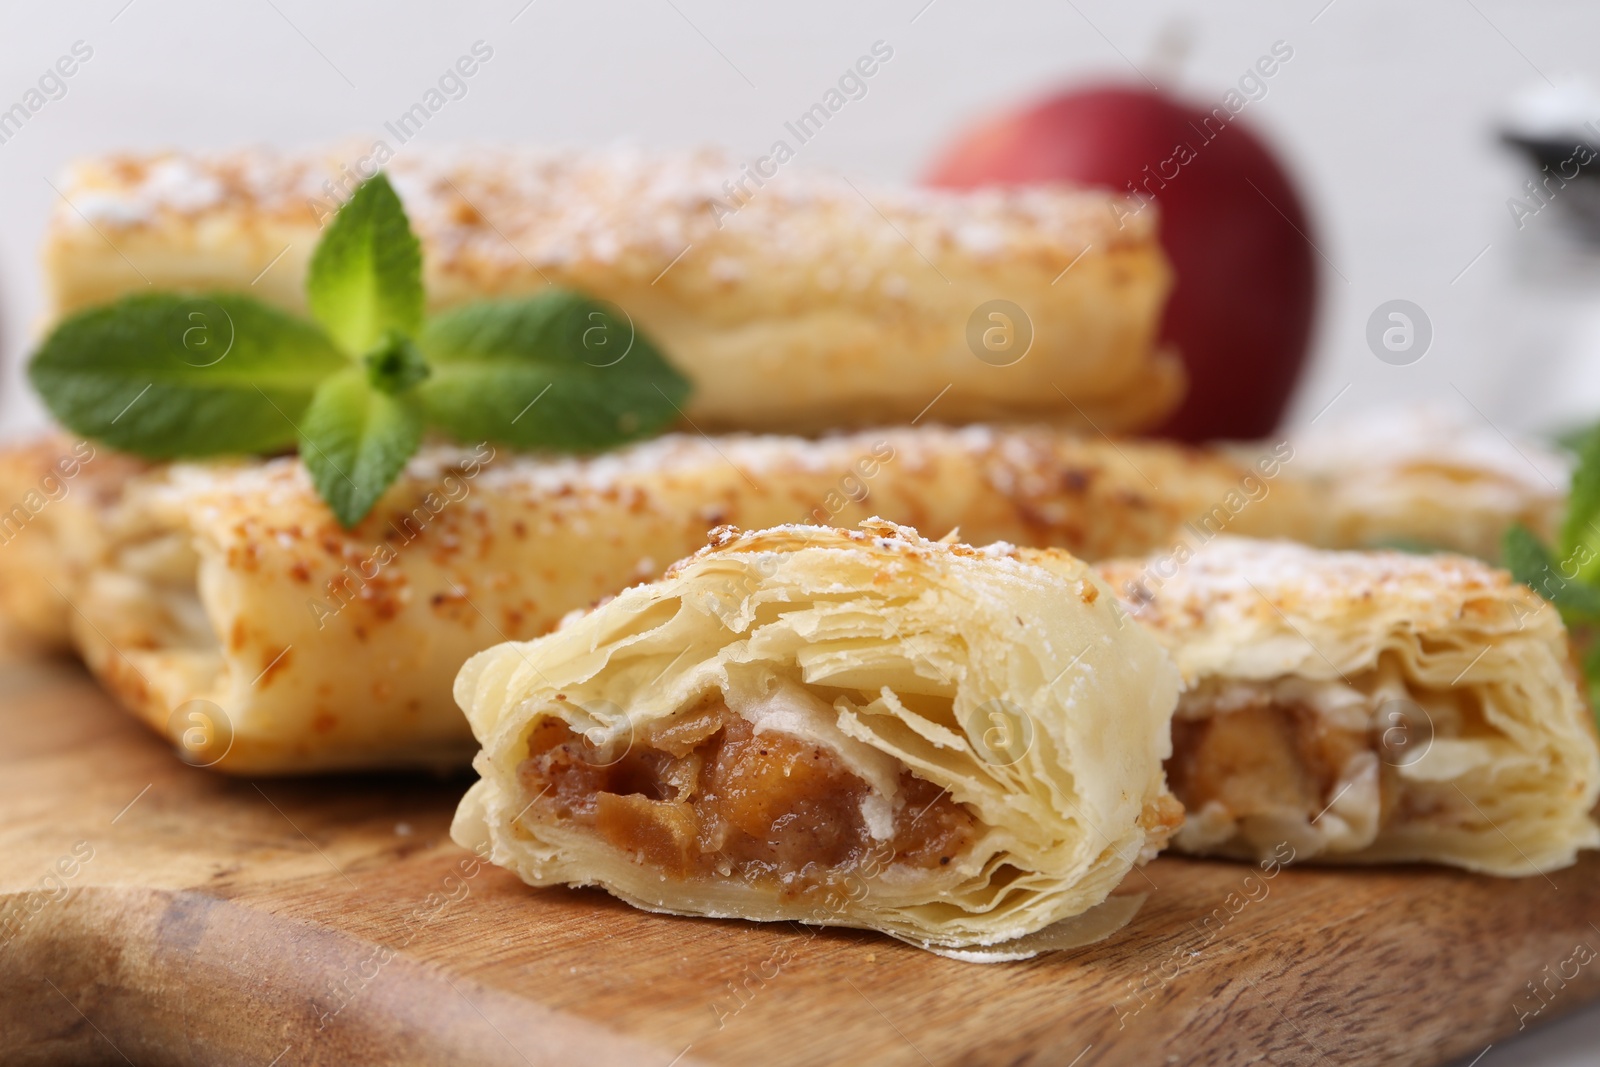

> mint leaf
[1560,422,1600,581]
[299,367,423,527]
[1555,423,1597,455]
[1581,641,1600,731]
[1504,523,1552,587]
[364,329,430,394]
[1367,537,1444,555]
[306,173,423,357]
[1503,524,1600,624]
[416,293,690,450]
[28,292,346,458]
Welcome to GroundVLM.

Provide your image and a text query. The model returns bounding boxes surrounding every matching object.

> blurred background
[0,1,1596,1061]
[5,0,1600,443]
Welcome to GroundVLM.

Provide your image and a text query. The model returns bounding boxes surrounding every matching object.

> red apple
[925,84,1317,442]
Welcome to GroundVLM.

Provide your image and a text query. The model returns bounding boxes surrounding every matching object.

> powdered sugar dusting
[56,144,1151,277]
[1289,404,1569,493]
[1101,535,1516,638]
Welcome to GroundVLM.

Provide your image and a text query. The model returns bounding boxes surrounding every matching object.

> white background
[0,2,1597,1062]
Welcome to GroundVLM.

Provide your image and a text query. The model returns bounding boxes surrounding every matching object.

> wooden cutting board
[3,655,1598,1067]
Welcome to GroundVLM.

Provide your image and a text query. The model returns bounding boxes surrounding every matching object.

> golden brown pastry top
[1098,536,1540,650]
[49,144,1154,307]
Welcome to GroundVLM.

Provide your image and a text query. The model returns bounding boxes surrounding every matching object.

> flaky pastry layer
[1096,537,1600,875]
[452,521,1180,954]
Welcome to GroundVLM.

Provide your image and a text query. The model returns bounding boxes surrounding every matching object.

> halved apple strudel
[451,521,1181,957]
[1096,537,1600,875]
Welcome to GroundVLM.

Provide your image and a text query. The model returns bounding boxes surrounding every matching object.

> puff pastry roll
[44,146,1180,434]
[452,521,1181,956]
[1284,406,1569,561]
[0,434,144,653]
[1095,537,1600,875]
[53,419,1572,773]
[2,400,1561,655]
[64,425,1255,773]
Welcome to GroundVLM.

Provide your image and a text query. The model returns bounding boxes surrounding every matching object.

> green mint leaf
[1555,420,1600,455]
[415,292,691,450]
[299,367,423,527]
[1503,524,1600,624]
[364,329,430,394]
[1581,640,1600,732]
[1560,422,1600,581]
[28,292,346,458]
[306,172,424,357]
[1504,523,1553,587]
[1367,537,1444,555]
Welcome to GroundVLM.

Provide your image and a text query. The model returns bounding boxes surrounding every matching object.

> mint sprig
[1504,422,1600,717]
[1558,423,1600,585]
[28,172,691,527]
[1503,523,1600,623]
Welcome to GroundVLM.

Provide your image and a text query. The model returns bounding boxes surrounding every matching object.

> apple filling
[1163,670,1478,858]
[514,695,979,894]
[1166,700,1374,837]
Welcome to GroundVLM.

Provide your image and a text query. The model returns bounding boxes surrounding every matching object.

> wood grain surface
[2,655,1598,1067]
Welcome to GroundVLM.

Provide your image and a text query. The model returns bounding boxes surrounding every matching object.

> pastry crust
[61,425,1263,773]
[1095,537,1600,875]
[0,434,145,653]
[4,407,1563,654]
[1279,406,1569,560]
[451,521,1180,954]
[37,419,1566,773]
[44,145,1180,434]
